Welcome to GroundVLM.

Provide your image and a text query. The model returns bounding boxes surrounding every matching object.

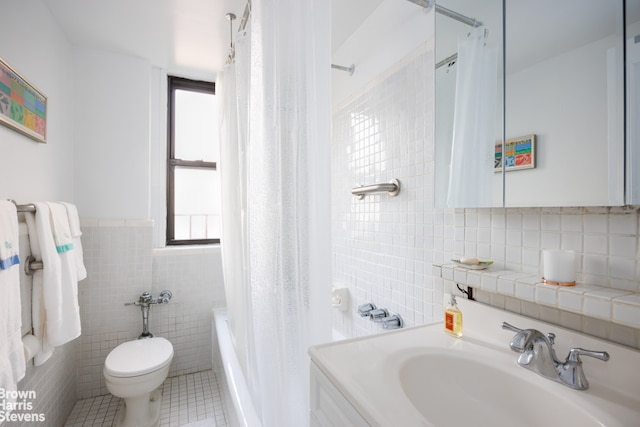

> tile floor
[64,370,229,426]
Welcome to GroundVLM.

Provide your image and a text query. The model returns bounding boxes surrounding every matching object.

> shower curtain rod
[331,63,355,75]
[433,4,483,70]
[434,4,483,28]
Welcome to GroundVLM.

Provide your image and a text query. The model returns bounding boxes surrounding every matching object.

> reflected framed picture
[495,134,535,172]
[0,56,47,143]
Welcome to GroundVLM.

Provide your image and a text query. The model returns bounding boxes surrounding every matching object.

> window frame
[166,76,219,246]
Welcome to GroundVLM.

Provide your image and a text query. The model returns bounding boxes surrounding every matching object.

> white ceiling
[332,0,384,52]
[42,0,247,79]
[41,0,376,79]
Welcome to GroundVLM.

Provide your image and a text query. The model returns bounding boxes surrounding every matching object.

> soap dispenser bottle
[444,294,463,338]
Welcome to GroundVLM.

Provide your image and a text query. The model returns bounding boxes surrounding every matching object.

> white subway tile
[612,294,640,328]
[535,284,558,307]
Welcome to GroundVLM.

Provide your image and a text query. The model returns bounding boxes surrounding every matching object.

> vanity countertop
[309,298,640,427]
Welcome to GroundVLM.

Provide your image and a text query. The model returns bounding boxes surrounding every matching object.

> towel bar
[352,179,401,200]
[6,201,42,274]
[24,255,43,276]
[8,200,36,213]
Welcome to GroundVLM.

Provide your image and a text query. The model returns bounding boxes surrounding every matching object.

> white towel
[60,202,87,281]
[0,200,26,392]
[35,202,81,347]
[24,208,55,365]
[45,202,74,253]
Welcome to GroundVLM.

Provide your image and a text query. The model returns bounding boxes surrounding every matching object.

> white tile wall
[76,221,226,398]
[152,246,226,377]
[331,39,640,350]
[332,43,434,337]
[14,341,77,427]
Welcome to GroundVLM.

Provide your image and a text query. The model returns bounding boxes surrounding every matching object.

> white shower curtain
[447,26,498,207]
[218,1,332,425]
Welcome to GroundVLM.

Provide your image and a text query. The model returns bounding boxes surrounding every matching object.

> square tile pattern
[64,371,229,427]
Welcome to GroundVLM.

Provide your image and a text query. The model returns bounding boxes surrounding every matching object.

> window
[167,76,220,245]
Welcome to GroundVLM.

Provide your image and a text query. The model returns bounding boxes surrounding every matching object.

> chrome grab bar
[352,179,400,199]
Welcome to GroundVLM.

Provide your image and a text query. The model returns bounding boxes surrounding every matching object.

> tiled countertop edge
[439,263,640,329]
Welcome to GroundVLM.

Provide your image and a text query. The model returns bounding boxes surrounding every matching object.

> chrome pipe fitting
[125,290,173,339]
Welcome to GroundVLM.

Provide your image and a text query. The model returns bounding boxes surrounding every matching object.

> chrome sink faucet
[502,322,609,390]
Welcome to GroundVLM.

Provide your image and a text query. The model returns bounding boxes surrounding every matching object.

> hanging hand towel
[40,202,81,346]
[60,202,87,281]
[0,201,20,270]
[45,202,74,253]
[24,208,55,365]
[0,200,26,389]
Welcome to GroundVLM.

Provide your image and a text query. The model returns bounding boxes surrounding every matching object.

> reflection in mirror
[434,0,503,208]
[436,0,625,208]
[628,0,640,203]
[504,0,624,207]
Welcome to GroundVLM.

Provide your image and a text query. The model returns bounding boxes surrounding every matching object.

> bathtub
[212,309,261,427]
[212,309,348,427]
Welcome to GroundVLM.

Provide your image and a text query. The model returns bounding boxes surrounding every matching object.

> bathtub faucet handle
[357,303,377,317]
[382,314,403,330]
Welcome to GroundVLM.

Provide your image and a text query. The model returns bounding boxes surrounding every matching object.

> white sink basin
[399,350,600,426]
[309,298,640,427]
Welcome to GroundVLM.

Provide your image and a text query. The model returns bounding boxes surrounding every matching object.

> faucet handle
[502,322,529,352]
[501,322,525,334]
[566,348,610,364]
[381,314,403,330]
[357,303,377,317]
[369,308,389,322]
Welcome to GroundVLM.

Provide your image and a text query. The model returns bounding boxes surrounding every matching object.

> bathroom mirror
[628,0,640,204]
[435,0,626,208]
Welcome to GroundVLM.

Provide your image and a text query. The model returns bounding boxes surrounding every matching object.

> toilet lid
[105,337,174,378]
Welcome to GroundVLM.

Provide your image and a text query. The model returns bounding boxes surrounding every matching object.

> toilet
[104,337,174,427]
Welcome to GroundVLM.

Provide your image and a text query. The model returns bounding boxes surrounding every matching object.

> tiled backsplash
[76,220,226,398]
[331,41,640,349]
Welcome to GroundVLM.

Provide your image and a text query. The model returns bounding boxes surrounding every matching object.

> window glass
[173,167,220,240]
[174,89,218,162]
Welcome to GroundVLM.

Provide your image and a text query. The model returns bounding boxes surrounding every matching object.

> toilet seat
[105,337,173,378]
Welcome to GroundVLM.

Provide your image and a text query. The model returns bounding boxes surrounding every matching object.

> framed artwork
[495,134,535,172]
[0,57,47,143]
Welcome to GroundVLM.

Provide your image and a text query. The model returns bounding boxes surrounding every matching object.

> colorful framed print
[495,134,535,172]
[0,57,47,143]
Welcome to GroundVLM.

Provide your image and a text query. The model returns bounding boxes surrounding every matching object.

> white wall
[0,0,75,203]
[0,2,78,425]
[73,48,151,219]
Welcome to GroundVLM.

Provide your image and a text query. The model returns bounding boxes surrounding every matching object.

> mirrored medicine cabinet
[435,0,638,208]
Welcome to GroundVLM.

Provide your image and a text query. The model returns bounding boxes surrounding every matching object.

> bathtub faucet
[125,291,173,339]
